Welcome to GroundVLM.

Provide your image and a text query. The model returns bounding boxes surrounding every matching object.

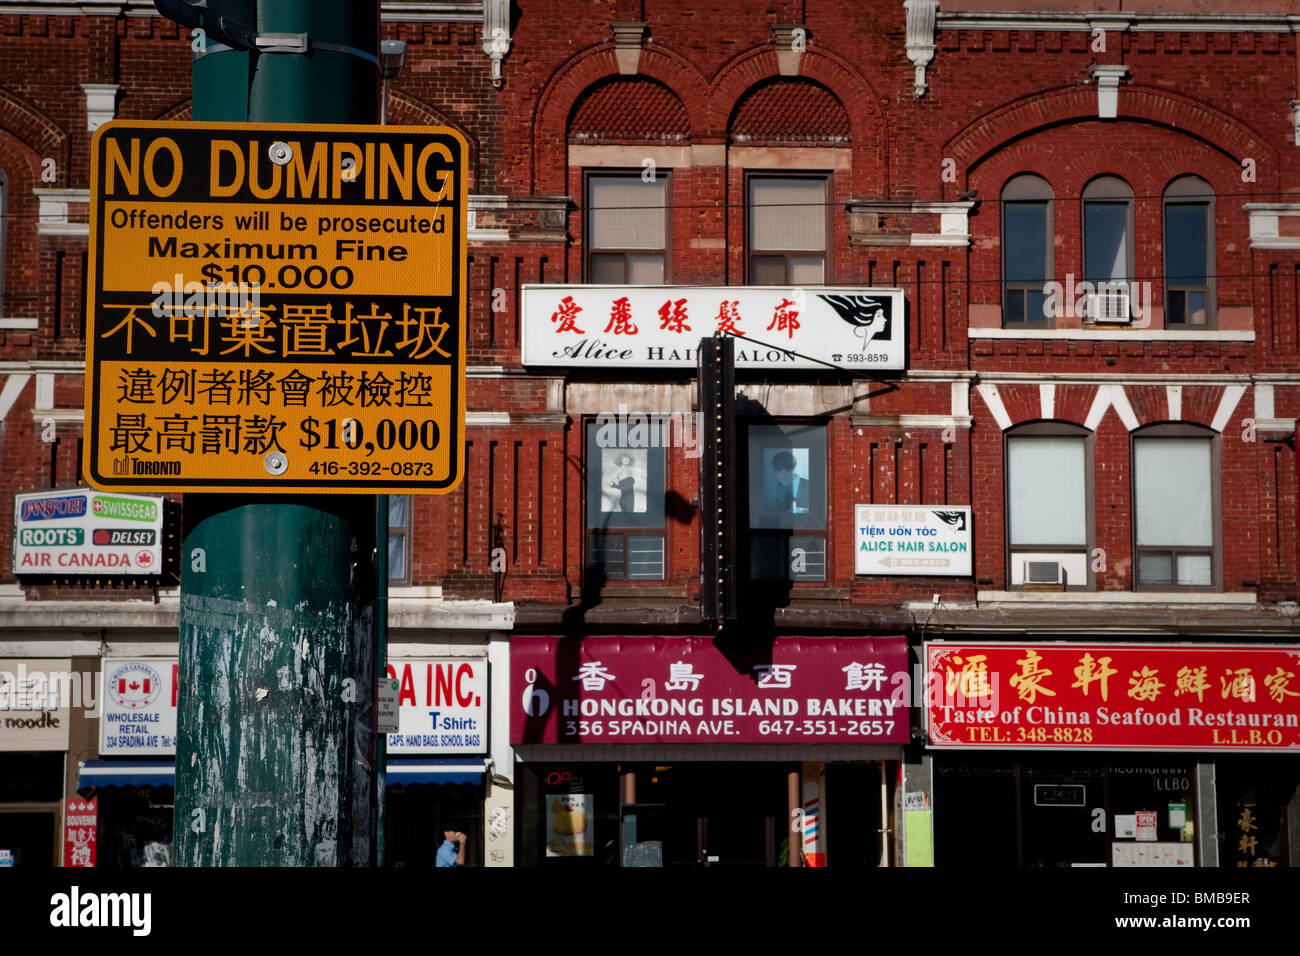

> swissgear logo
[107,662,161,710]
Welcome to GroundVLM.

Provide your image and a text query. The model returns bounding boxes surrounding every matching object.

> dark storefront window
[935,756,1199,867]
[1215,757,1300,867]
[385,781,484,867]
[96,787,174,867]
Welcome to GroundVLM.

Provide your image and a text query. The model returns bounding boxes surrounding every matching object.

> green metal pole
[173,0,381,867]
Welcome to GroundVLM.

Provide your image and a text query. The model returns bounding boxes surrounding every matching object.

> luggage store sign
[522,286,905,370]
[855,505,972,576]
[385,659,488,755]
[512,636,909,744]
[14,489,163,576]
[925,643,1300,752]
[100,659,178,756]
[84,121,467,494]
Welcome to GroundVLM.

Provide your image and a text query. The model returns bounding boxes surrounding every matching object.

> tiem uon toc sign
[925,643,1300,751]
[512,636,910,745]
[855,504,972,576]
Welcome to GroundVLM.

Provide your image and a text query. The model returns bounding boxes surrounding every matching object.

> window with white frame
[1006,425,1091,588]
[1133,428,1217,589]
[1082,176,1134,322]
[388,495,411,585]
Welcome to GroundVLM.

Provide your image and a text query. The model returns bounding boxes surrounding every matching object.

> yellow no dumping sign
[83,121,466,494]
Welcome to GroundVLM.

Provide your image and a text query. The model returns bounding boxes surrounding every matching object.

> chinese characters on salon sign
[925,643,1300,751]
[522,286,905,370]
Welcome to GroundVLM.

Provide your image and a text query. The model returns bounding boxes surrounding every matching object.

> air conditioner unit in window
[1024,560,1065,586]
[1084,291,1131,323]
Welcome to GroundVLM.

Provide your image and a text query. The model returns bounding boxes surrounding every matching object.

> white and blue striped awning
[385,759,486,786]
[78,761,175,789]
[78,758,487,789]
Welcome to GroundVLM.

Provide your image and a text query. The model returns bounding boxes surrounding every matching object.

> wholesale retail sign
[100,659,178,756]
[855,504,972,576]
[83,121,467,494]
[924,643,1300,752]
[512,636,909,744]
[384,659,488,754]
[521,286,905,370]
[13,489,163,576]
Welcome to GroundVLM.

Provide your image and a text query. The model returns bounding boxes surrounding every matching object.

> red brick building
[0,0,1297,868]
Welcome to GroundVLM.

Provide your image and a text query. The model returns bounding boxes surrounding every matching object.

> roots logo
[108,663,161,709]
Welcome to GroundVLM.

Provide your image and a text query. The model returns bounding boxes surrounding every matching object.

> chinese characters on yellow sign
[84,121,466,493]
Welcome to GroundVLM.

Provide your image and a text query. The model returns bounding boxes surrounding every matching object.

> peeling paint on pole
[174,498,376,866]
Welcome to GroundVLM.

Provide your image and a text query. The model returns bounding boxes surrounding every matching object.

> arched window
[1163,176,1214,328]
[1132,424,1218,589]
[1001,174,1053,327]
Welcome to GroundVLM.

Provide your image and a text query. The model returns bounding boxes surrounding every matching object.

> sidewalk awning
[78,761,175,789]
[385,758,486,786]
[78,758,487,789]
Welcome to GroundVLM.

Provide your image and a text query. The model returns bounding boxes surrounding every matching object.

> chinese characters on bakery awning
[520,286,905,370]
[511,635,910,744]
[924,643,1300,751]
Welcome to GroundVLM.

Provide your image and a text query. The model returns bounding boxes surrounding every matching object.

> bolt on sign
[83,121,467,493]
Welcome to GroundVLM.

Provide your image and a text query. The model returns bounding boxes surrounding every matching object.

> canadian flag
[120,678,151,696]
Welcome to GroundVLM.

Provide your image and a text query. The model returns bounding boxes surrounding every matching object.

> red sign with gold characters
[924,643,1300,751]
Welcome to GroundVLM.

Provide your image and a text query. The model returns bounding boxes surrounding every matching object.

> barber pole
[802,765,827,867]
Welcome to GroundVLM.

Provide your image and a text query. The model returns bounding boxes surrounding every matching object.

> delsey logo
[49,886,151,937]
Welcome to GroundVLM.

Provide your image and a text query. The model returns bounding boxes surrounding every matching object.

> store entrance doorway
[625,762,787,866]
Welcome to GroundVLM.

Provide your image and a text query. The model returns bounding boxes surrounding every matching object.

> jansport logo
[91,496,159,523]
[92,529,156,546]
[19,495,87,522]
[108,662,161,709]
[49,886,151,937]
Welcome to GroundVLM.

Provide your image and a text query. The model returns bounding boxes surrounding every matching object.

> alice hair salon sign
[521,285,905,370]
[855,505,972,576]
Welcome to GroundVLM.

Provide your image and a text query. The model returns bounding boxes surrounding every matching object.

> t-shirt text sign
[84,121,466,494]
